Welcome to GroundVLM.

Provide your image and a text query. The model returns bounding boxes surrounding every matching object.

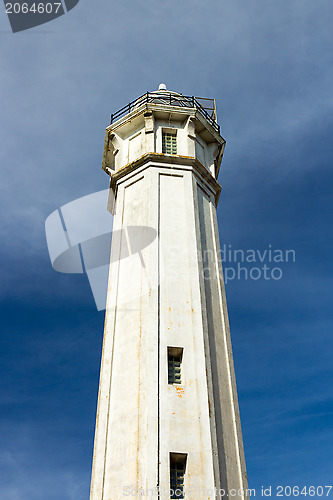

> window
[168,347,183,385]
[162,131,177,155]
[170,453,187,499]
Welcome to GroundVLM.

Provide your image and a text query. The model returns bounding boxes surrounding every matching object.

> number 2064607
[276,486,332,497]
[5,3,62,14]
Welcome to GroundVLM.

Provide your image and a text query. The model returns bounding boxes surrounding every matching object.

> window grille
[170,453,187,499]
[168,347,183,385]
[162,132,177,155]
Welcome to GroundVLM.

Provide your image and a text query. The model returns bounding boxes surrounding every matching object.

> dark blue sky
[0,1,332,498]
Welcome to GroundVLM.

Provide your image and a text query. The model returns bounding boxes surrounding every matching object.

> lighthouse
[90,85,248,499]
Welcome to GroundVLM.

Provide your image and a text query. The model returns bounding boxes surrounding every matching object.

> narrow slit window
[168,347,183,385]
[170,453,187,499]
[162,131,177,155]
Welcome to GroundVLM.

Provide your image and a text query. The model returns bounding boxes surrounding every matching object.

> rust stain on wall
[175,386,185,398]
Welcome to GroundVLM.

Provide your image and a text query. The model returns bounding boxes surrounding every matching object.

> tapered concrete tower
[90,85,248,499]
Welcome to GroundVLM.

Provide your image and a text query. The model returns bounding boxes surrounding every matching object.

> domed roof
[154,83,182,96]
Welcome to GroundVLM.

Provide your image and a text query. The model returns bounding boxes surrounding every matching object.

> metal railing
[110,92,220,132]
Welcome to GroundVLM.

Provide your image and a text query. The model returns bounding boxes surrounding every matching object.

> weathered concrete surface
[90,88,247,500]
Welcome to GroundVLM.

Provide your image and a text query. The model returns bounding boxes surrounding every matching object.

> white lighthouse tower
[90,85,248,499]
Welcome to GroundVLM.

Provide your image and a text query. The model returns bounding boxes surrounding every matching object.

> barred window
[168,347,183,385]
[162,131,177,155]
[170,453,187,499]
